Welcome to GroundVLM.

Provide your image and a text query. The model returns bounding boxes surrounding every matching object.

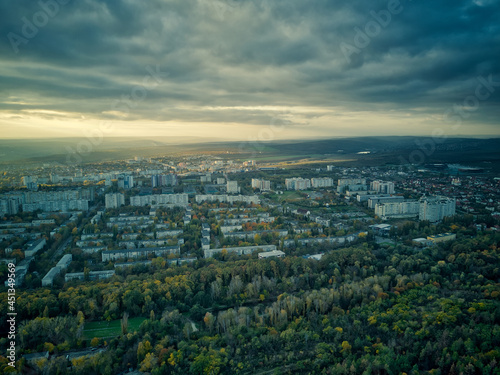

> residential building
[337,178,366,193]
[65,270,116,282]
[152,174,177,187]
[101,246,180,261]
[56,254,72,269]
[201,173,212,183]
[311,177,334,188]
[252,179,271,191]
[258,250,286,259]
[227,180,239,194]
[42,267,61,287]
[25,238,46,257]
[370,180,395,194]
[204,245,277,258]
[285,178,311,190]
[374,200,420,219]
[368,195,404,209]
[419,196,456,222]
[105,193,125,209]
[130,193,189,207]
[195,195,260,205]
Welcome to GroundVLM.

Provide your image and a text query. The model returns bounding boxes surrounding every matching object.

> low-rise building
[101,246,180,262]
[25,238,46,257]
[427,233,457,244]
[201,238,210,251]
[42,267,61,287]
[311,178,334,188]
[258,250,285,259]
[204,245,277,258]
[65,270,116,282]
[56,254,72,269]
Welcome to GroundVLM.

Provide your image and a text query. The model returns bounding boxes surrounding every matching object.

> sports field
[83,317,147,339]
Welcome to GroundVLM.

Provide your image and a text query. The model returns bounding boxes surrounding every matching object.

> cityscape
[1,152,499,373]
[1,0,500,374]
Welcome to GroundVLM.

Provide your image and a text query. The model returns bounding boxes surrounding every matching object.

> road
[50,234,73,263]
[50,203,100,263]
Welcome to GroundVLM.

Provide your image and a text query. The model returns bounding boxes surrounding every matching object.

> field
[268,191,306,202]
[82,317,147,340]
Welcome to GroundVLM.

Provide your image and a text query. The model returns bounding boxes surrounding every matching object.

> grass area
[83,317,147,339]
[268,191,306,202]
[379,242,395,247]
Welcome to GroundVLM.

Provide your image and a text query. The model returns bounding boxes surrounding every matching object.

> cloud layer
[0,0,499,140]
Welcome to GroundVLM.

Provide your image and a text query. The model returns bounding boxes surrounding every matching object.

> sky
[1,0,499,141]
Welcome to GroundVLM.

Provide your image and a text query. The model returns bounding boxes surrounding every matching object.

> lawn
[83,317,147,340]
[268,191,306,202]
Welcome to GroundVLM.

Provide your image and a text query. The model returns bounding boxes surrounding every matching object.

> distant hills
[0,136,499,168]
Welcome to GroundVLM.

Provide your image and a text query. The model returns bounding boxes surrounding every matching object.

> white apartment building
[368,196,404,209]
[419,196,456,222]
[370,181,395,194]
[337,178,367,193]
[375,200,420,219]
[195,195,260,205]
[130,194,189,207]
[227,181,240,194]
[252,179,271,191]
[285,178,311,190]
[311,177,334,188]
[105,193,125,209]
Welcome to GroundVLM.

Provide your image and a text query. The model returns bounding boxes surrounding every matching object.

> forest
[0,226,498,374]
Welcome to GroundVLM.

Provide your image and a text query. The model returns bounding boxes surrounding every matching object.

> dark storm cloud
[0,0,499,133]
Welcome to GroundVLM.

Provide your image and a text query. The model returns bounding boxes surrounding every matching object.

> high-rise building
[252,179,271,191]
[285,178,311,190]
[374,200,419,219]
[152,174,177,187]
[370,181,395,194]
[200,173,212,183]
[22,176,33,186]
[337,178,366,193]
[50,174,59,184]
[105,193,125,209]
[123,176,134,189]
[0,199,19,216]
[227,181,239,194]
[311,178,334,188]
[419,196,456,222]
[368,196,404,209]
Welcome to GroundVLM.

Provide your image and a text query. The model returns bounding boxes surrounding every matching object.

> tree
[203,312,215,333]
[121,312,129,335]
